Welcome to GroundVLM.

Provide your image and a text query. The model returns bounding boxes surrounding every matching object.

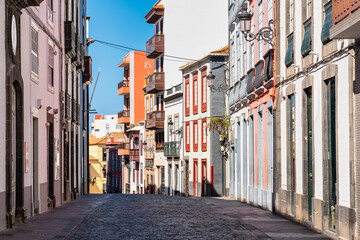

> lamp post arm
[243,20,274,48]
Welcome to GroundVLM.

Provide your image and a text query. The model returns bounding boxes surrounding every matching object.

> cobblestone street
[0,194,330,240]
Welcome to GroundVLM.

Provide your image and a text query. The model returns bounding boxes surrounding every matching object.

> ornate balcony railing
[164,141,180,156]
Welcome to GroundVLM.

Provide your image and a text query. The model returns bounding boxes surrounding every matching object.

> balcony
[118,142,130,155]
[77,103,80,125]
[65,21,76,59]
[164,141,180,157]
[118,110,130,124]
[130,149,140,162]
[146,34,164,59]
[83,56,93,84]
[331,0,360,39]
[65,93,71,120]
[145,5,164,24]
[146,72,165,93]
[145,110,164,129]
[72,98,77,123]
[71,34,81,68]
[156,142,164,151]
[118,80,130,95]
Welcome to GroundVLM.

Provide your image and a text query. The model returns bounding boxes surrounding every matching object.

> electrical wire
[93,39,198,62]
[277,41,360,88]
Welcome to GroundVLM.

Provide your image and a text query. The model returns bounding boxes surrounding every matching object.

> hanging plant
[208,115,230,140]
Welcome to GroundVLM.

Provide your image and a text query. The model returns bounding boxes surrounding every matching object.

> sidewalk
[202,197,331,240]
[0,194,111,240]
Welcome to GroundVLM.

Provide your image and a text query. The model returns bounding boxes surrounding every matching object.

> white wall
[162,0,228,89]
[92,115,121,138]
[0,0,6,194]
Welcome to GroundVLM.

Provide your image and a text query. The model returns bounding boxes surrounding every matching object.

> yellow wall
[89,144,107,194]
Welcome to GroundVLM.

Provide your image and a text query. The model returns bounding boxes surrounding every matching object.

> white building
[275,1,356,239]
[145,0,228,196]
[91,114,123,138]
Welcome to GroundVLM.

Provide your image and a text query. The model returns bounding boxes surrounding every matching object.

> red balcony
[130,149,140,162]
[333,0,360,25]
[118,80,130,95]
[145,111,164,129]
[146,72,165,93]
[118,110,130,124]
[146,34,164,59]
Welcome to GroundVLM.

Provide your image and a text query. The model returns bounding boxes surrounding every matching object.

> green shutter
[285,33,294,67]
[301,19,312,57]
[321,1,333,45]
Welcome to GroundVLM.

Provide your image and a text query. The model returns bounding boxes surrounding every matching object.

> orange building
[117,51,154,193]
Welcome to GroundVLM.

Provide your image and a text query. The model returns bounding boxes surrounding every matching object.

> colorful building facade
[117,51,153,194]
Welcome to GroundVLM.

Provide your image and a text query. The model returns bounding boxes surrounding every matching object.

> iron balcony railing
[164,141,180,156]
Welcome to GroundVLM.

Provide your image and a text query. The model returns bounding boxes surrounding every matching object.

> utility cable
[92,39,198,62]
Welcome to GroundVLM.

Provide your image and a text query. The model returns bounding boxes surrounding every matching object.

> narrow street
[0,195,329,240]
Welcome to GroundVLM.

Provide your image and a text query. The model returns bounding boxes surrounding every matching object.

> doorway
[201,160,207,197]
[32,118,39,215]
[305,88,313,220]
[326,79,337,231]
[193,159,198,197]
[48,121,55,208]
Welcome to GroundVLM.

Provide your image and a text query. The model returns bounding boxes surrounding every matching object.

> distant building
[144,0,228,197]
[89,132,124,194]
[117,51,153,194]
[91,114,124,138]
[180,47,229,197]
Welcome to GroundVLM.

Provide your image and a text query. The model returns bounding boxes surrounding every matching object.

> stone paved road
[0,194,330,240]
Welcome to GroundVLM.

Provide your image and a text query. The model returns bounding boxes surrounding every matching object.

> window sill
[47,86,54,94]
[31,73,39,84]
[286,65,297,78]
[302,53,316,69]
[322,40,338,59]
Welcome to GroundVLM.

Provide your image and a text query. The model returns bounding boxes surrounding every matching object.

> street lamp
[237,3,274,47]
[207,69,229,94]
[168,119,174,132]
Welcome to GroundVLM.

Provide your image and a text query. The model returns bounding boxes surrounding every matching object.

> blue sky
[87,0,157,119]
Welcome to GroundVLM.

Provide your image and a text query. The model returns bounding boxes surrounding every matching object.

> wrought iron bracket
[243,20,274,48]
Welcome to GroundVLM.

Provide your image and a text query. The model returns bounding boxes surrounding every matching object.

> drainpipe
[272,108,276,213]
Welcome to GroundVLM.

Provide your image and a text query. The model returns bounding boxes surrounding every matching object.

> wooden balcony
[118,142,130,155]
[156,142,164,151]
[146,34,164,59]
[331,0,360,39]
[145,5,164,24]
[118,110,130,124]
[146,72,165,94]
[130,149,140,162]
[145,111,164,129]
[333,0,360,24]
[118,80,130,95]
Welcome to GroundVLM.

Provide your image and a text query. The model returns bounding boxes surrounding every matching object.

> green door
[306,88,313,220]
[327,79,337,231]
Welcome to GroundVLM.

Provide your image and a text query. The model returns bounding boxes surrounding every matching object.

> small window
[31,26,39,78]
[47,0,54,23]
[48,44,54,87]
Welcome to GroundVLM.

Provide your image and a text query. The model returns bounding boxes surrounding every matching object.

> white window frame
[202,75,207,104]
[186,82,190,108]
[31,20,39,83]
[48,39,55,92]
[202,121,207,144]
[194,122,198,144]
[186,124,190,145]
[47,0,54,27]
[194,79,198,106]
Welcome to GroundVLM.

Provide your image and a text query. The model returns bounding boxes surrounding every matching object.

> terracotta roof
[211,46,229,55]
[89,134,99,145]
[153,4,164,9]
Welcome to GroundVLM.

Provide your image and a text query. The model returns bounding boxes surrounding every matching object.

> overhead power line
[92,39,198,62]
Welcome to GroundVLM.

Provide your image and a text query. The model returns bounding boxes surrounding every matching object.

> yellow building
[89,134,107,194]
